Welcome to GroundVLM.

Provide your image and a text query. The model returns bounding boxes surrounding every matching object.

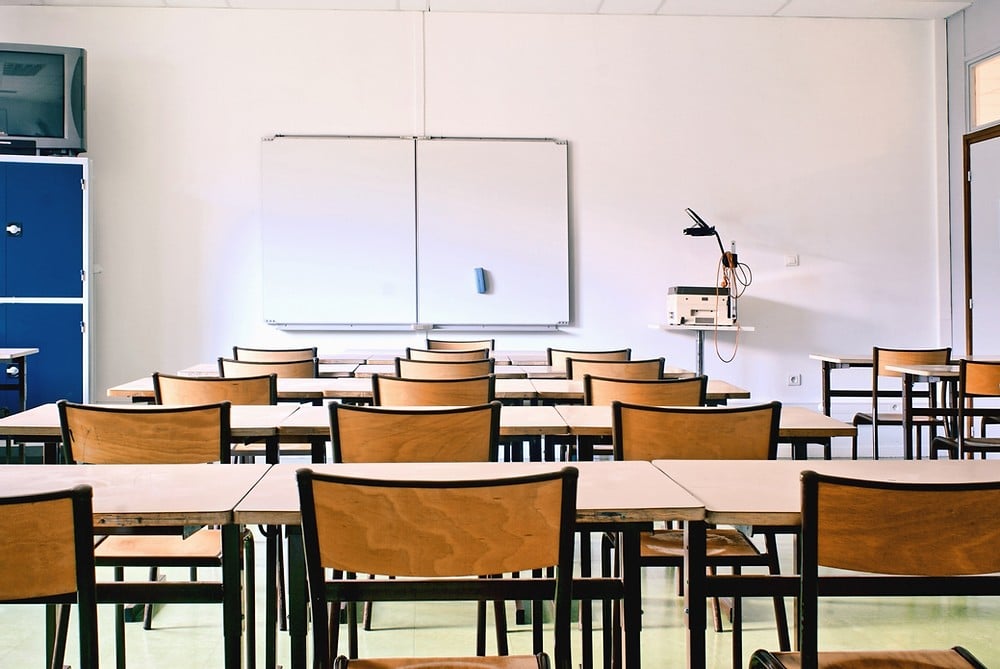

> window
[971,51,1000,129]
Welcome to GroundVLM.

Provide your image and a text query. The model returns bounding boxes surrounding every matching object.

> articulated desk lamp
[679,208,753,363]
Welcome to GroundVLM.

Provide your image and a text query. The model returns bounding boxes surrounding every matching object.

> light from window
[972,52,1000,129]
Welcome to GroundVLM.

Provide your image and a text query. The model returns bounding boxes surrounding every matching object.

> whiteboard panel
[261,136,417,325]
[415,139,569,326]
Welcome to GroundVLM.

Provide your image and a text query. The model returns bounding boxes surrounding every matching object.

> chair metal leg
[114,566,126,669]
[49,603,71,669]
[764,532,791,652]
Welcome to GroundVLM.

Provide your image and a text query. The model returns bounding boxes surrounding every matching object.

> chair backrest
[612,400,780,461]
[426,338,495,352]
[153,372,278,405]
[584,375,707,406]
[219,357,318,379]
[405,347,491,362]
[328,401,501,463]
[797,470,1000,661]
[874,346,952,379]
[567,357,665,380]
[0,485,99,669]
[58,400,232,464]
[232,346,317,362]
[958,359,1000,441]
[371,373,496,406]
[297,466,578,669]
[394,357,495,380]
[547,347,631,374]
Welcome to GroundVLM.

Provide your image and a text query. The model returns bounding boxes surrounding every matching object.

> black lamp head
[683,208,716,236]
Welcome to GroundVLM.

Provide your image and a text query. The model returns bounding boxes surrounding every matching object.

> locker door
[1,162,85,298]
[4,303,84,408]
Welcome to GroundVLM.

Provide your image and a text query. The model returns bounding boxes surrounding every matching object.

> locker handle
[5,366,19,378]
[5,223,22,237]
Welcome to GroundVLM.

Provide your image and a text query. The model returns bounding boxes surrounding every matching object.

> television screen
[0,50,65,139]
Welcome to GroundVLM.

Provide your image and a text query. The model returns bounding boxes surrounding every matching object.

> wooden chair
[566,357,664,380]
[609,400,789,667]
[426,337,495,352]
[932,359,1000,459]
[394,357,494,380]
[749,471,996,668]
[297,466,578,669]
[57,400,254,669]
[545,347,631,375]
[405,347,491,362]
[371,373,496,406]
[0,484,99,669]
[153,371,277,405]
[583,374,707,406]
[851,346,952,459]
[232,345,317,361]
[328,401,503,651]
[219,356,318,379]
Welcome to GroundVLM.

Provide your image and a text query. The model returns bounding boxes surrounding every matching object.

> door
[1,303,84,409]
[964,128,1000,353]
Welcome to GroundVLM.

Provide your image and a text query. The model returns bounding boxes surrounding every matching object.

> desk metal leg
[901,374,915,460]
[685,521,707,669]
[694,332,705,377]
[287,526,308,669]
[222,524,243,669]
[619,528,643,669]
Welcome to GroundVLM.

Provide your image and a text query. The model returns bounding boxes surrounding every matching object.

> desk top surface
[0,347,39,359]
[234,460,704,526]
[0,463,270,526]
[659,459,1000,526]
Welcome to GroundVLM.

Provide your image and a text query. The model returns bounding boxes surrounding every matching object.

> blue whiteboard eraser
[475,267,487,294]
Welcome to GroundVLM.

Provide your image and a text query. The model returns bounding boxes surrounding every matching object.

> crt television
[0,43,86,155]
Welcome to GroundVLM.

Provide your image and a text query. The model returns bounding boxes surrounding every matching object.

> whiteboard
[261,136,417,325]
[416,139,570,326]
[260,135,570,328]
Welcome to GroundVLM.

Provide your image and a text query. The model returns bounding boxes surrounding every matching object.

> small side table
[1,348,40,414]
[654,324,753,375]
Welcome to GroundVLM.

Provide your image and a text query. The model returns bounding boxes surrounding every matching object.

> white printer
[667,286,736,326]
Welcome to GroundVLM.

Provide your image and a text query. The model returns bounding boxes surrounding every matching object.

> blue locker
[0,156,90,413]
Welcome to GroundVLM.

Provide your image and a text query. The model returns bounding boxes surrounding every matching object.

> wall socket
[787,374,802,386]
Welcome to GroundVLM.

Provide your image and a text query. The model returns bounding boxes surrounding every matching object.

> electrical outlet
[787,374,802,386]
[785,254,800,267]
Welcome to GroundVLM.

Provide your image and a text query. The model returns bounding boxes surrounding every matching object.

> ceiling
[0,0,975,20]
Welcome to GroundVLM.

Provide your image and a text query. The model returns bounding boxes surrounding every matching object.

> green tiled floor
[2,531,998,668]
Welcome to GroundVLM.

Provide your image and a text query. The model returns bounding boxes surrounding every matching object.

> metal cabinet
[0,156,90,414]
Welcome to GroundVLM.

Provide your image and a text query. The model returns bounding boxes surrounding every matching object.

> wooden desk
[658,459,1000,669]
[530,378,751,405]
[808,353,873,416]
[885,363,959,459]
[554,405,856,460]
[235,460,703,669]
[0,402,301,463]
[178,362,358,378]
[0,463,269,669]
[353,363,531,379]
[1,347,39,413]
[109,376,341,403]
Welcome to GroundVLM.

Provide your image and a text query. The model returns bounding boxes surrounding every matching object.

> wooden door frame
[962,124,1000,354]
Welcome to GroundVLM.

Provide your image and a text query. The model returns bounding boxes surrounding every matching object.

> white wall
[0,7,949,432]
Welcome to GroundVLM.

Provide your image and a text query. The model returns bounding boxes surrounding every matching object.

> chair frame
[566,357,664,380]
[750,471,1000,668]
[608,400,788,665]
[853,346,952,459]
[955,358,1000,458]
[394,357,495,379]
[232,345,318,362]
[0,484,99,669]
[296,467,579,669]
[371,373,496,406]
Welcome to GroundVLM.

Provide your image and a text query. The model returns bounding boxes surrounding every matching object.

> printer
[667,286,735,326]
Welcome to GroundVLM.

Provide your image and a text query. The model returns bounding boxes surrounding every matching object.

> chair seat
[752,648,981,668]
[958,437,1000,454]
[336,657,546,669]
[95,528,222,562]
[640,527,761,560]
[853,412,946,425]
